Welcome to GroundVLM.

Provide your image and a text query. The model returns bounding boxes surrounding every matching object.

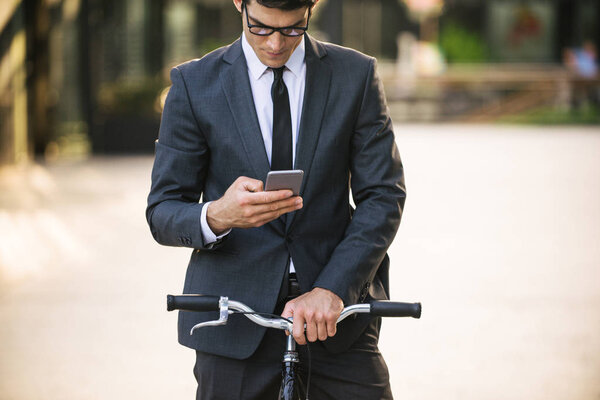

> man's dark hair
[243,0,316,10]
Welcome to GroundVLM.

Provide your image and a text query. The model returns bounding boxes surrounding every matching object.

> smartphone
[265,170,304,196]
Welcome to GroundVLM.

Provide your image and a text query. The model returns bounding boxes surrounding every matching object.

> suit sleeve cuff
[200,201,231,246]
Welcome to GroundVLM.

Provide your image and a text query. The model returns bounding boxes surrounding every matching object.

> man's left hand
[281,287,344,345]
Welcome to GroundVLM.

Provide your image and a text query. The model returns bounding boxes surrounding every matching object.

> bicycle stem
[283,335,299,363]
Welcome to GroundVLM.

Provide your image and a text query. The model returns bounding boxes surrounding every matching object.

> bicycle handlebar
[167,295,421,334]
[370,300,422,318]
[167,294,221,312]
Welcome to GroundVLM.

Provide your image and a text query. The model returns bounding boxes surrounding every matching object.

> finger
[305,316,318,343]
[246,189,294,205]
[293,314,306,345]
[281,300,296,320]
[253,196,302,214]
[246,200,303,226]
[317,319,328,341]
[326,318,337,338]
[260,199,303,218]
[251,212,298,228]
[281,303,294,336]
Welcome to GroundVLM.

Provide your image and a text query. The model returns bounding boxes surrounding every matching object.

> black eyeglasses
[243,2,311,37]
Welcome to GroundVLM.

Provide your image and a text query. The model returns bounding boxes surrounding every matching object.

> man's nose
[266,32,285,52]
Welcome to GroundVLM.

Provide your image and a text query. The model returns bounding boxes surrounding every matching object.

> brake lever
[190,297,230,335]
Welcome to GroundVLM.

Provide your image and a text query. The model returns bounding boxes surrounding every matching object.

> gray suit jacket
[147,35,406,360]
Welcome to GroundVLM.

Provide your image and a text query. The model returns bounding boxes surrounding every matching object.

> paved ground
[1,124,599,400]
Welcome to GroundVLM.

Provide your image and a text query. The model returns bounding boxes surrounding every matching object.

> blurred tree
[439,21,488,63]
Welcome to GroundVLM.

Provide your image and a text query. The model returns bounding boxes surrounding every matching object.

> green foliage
[498,105,600,125]
[439,21,488,63]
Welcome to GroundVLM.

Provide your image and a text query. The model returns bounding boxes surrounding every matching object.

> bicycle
[167,294,421,400]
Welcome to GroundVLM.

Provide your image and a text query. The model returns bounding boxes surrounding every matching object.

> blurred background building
[1,0,599,166]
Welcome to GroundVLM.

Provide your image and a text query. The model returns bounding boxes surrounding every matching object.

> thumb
[242,179,263,193]
[281,301,295,319]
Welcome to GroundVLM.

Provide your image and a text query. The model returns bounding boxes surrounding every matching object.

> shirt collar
[285,37,305,78]
[241,32,305,81]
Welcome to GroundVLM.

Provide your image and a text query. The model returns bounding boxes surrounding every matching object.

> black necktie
[271,67,292,171]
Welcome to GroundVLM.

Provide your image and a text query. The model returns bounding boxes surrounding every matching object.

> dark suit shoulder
[319,40,373,65]
[321,41,373,61]
[310,39,375,80]
[306,39,376,88]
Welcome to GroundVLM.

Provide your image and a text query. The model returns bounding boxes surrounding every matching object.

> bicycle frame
[280,335,303,400]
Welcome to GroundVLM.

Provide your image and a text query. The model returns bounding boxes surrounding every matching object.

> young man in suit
[147,0,406,398]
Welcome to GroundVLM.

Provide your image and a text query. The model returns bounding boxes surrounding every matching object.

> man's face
[234,0,310,68]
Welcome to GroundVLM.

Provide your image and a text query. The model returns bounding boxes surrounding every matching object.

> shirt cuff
[200,201,231,245]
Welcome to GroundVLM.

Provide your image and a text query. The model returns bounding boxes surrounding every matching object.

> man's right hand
[206,176,303,235]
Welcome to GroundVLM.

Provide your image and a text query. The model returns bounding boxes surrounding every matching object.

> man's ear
[233,0,243,13]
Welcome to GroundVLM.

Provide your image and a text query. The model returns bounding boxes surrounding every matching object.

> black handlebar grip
[167,295,221,312]
[370,301,422,319]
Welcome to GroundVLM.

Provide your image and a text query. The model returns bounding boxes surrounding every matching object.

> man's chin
[260,54,288,68]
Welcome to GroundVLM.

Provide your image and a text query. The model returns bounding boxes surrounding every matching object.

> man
[147,0,406,398]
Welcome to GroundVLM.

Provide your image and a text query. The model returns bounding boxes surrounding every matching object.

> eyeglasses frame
[242,2,311,37]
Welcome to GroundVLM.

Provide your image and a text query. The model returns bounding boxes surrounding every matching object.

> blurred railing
[382,63,600,123]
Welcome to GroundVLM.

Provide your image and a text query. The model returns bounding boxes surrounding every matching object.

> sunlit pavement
[1,124,599,400]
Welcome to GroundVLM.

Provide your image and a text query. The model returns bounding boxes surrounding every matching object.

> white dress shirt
[200,33,306,273]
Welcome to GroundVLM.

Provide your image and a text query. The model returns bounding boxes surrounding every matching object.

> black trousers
[193,318,393,400]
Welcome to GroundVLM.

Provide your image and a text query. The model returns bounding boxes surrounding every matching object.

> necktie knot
[272,66,285,81]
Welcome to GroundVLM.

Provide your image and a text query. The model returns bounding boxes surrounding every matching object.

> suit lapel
[286,35,332,232]
[221,39,271,180]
